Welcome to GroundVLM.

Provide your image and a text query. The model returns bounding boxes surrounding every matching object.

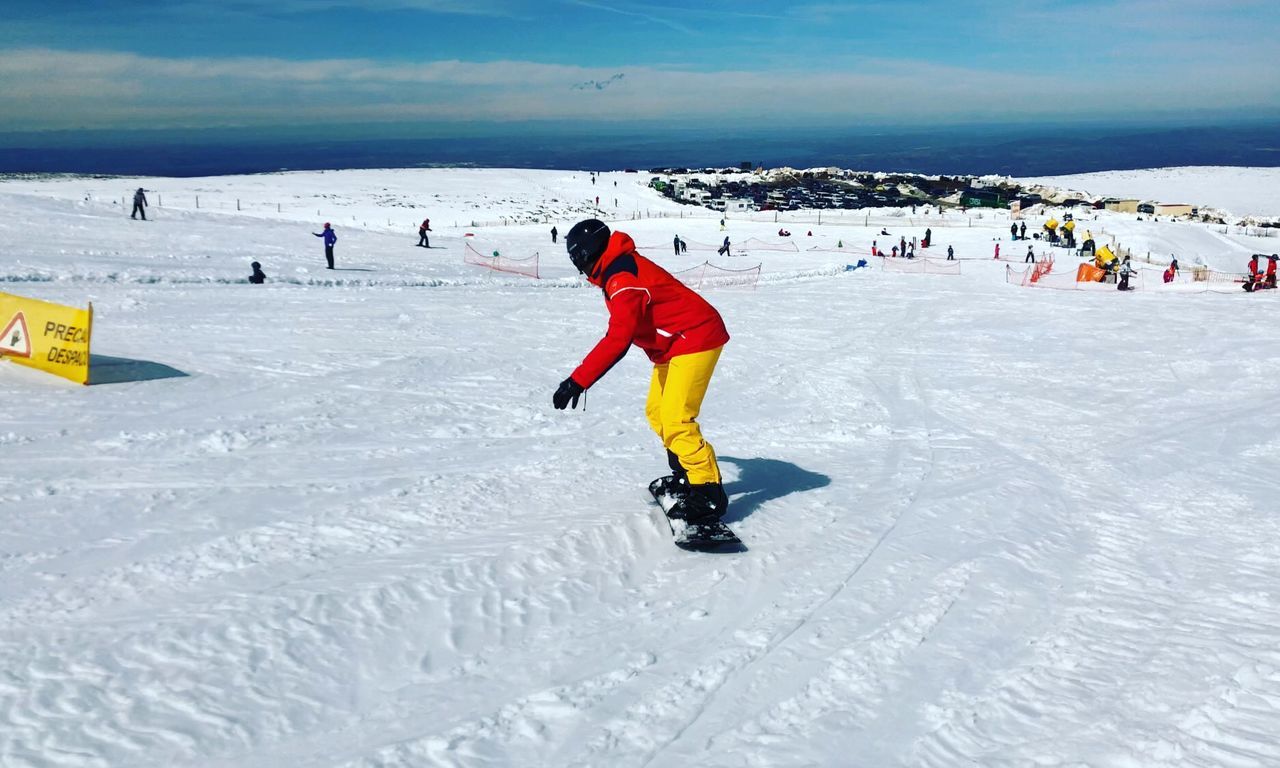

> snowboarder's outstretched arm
[570,287,645,389]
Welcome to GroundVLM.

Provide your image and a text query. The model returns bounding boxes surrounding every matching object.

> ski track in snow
[1,169,1279,767]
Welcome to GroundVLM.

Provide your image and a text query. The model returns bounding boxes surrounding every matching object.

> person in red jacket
[1245,254,1262,291]
[553,219,731,524]
[1264,254,1277,290]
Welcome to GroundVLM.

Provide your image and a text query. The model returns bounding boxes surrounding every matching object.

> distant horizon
[2,121,1278,179]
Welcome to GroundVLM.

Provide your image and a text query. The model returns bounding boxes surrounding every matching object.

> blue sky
[1,0,1277,133]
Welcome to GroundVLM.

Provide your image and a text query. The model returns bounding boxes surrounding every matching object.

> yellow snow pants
[644,346,723,485]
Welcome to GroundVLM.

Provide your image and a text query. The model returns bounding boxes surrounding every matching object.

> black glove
[552,377,584,410]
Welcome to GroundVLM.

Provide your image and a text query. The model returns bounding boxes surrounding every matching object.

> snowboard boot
[666,482,728,525]
[648,449,690,503]
[648,473,689,502]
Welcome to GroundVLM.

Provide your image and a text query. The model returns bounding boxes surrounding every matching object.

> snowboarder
[1163,257,1178,284]
[551,226,558,243]
[1026,245,1036,263]
[1019,222,1027,240]
[417,218,431,248]
[249,261,267,284]
[131,187,148,220]
[552,219,731,529]
[313,223,337,269]
[1117,256,1133,291]
[718,236,731,257]
[947,245,955,261]
[1010,223,1018,241]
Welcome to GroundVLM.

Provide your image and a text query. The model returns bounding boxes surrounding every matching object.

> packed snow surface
[2,168,1279,767]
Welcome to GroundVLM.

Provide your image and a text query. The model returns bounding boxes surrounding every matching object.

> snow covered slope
[1019,166,1280,219]
[1,168,1278,768]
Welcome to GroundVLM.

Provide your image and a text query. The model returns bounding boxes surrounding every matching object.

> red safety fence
[739,238,799,252]
[881,257,961,275]
[807,245,867,254]
[1008,259,1248,294]
[669,261,762,290]
[463,242,540,279]
[638,239,722,252]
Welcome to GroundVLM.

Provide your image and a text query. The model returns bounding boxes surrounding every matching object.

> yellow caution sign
[0,291,93,385]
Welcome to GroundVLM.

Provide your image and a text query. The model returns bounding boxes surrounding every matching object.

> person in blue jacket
[313,223,337,269]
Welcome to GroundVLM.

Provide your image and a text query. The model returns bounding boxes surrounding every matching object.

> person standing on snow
[131,187,148,220]
[947,244,955,261]
[249,261,267,284]
[1245,254,1262,291]
[1117,256,1134,291]
[552,219,732,526]
[1019,221,1027,240]
[551,226,558,244]
[313,222,337,269]
[1264,254,1278,289]
[718,236,731,257]
[417,218,431,247]
[673,234,681,256]
[1025,245,1036,263]
[1010,223,1018,241]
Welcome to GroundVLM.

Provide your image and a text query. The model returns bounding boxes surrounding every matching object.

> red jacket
[571,231,729,388]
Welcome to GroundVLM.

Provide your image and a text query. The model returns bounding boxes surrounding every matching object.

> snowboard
[648,480,745,553]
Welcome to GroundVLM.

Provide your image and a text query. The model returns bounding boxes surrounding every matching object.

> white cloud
[0,47,1274,132]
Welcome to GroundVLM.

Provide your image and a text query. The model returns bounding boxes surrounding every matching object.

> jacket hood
[588,231,637,285]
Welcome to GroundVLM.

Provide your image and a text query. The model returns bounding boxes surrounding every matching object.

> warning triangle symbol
[0,311,32,358]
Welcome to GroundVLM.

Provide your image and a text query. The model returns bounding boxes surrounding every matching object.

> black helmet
[566,219,610,274]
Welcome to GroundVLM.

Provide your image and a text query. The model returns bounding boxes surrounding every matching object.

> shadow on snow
[89,354,189,385]
[719,456,830,524]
